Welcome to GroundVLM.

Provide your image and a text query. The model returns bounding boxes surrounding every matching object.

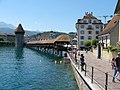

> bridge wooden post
[52,48,54,55]
[57,50,59,56]
[60,50,62,57]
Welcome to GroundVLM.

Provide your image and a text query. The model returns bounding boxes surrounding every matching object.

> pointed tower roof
[15,24,25,34]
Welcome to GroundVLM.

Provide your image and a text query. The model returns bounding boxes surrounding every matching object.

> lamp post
[98,42,101,59]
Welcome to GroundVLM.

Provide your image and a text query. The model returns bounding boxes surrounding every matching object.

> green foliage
[0,38,4,41]
[84,41,91,47]
[91,39,98,46]
[0,41,14,44]
[111,46,118,51]
[106,46,120,52]
[91,39,98,48]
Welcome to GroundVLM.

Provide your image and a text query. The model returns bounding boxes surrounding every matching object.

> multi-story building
[76,12,103,49]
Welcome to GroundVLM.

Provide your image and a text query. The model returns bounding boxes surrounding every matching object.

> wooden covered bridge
[26,35,71,56]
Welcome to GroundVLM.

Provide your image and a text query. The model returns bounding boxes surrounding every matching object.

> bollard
[105,72,108,90]
[91,67,94,83]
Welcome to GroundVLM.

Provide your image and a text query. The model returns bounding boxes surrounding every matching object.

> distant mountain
[0,28,15,34]
[25,30,39,35]
[0,22,16,29]
[0,22,39,35]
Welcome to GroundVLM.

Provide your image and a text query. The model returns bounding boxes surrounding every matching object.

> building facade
[98,0,120,48]
[0,33,15,42]
[76,12,103,49]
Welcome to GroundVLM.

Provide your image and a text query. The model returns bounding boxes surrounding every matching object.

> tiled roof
[15,24,25,34]
[81,12,97,19]
[72,38,77,41]
[99,15,120,35]
[83,14,97,19]
[55,35,70,42]
[114,0,120,14]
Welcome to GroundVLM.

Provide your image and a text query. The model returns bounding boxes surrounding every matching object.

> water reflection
[15,47,24,59]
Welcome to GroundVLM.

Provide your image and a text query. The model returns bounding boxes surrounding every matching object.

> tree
[91,39,98,47]
[0,38,4,41]
[84,41,91,47]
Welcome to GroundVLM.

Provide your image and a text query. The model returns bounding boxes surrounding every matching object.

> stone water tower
[15,24,25,47]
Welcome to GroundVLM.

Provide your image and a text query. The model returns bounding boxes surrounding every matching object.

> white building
[76,12,103,49]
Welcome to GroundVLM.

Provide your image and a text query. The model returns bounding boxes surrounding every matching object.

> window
[80,30,84,34]
[83,20,87,23]
[81,41,84,45]
[93,20,96,23]
[80,36,84,39]
[88,25,92,29]
[88,19,92,23]
[96,36,98,39]
[96,31,99,34]
[96,25,99,29]
[88,36,92,40]
[80,25,84,28]
[88,31,92,34]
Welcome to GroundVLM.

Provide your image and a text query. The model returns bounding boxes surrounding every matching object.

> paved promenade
[75,51,120,90]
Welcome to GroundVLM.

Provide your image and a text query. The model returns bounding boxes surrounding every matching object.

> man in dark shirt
[80,54,85,71]
[115,52,120,80]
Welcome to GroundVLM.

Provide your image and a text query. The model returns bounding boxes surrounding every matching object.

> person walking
[115,52,120,81]
[111,58,117,82]
[75,50,77,64]
[80,54,85,71]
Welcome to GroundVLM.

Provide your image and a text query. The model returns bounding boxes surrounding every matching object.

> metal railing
[68,52,114,90]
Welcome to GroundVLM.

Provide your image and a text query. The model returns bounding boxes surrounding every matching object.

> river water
[0,47,78,90]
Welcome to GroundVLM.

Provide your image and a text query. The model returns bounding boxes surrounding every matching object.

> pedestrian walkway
[77,51,120,90]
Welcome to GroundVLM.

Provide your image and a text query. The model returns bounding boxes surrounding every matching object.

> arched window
[88,31,92,34]
[96,31,99,34]
[88,36,92,40]
[80,30,84,34]
[88,25,92,29]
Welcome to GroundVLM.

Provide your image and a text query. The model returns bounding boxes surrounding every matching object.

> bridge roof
[27,35,70,45]
[55,35,70,42]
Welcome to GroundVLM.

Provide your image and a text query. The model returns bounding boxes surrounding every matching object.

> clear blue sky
[0,0,118,32]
